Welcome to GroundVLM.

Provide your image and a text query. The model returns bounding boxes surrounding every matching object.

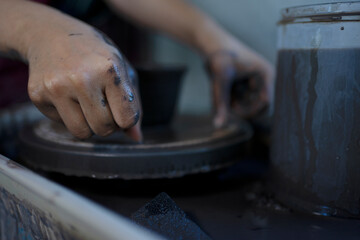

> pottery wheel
[19,115,252,179]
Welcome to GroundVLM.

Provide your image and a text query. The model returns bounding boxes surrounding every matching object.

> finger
[105,54,141,133]
[54,99,92,139]
[237,59,274,109]
[28,84,62,122]
[71,73,117,137]
[124,122,143,143]
[124,70,143,142]
[124,66,143,142]
[32,102,62,122]
[233,99,268,118]
[207,53,238,128]
[212,66,236,128]
[259,70,272,104]
[77,89,118,137]
[212,78,229,128]
[125,60,138,87]
[232,73,270,118]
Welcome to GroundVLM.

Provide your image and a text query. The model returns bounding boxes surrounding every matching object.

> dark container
[271,2,360,218]
[136,64,186,126]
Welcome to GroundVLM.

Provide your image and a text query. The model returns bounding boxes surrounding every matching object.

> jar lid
[281,1,360,22]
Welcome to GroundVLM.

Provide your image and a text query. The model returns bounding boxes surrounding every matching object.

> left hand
[206,43,274,127]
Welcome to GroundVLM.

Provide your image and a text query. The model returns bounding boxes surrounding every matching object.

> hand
[27,28,142,141]
[206,44,274,127]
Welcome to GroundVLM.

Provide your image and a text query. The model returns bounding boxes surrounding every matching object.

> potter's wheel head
[19,115,252,179]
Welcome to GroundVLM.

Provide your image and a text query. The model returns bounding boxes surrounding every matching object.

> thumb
[212,65,236,128]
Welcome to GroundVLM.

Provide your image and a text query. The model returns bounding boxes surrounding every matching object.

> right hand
[27,28,142,141]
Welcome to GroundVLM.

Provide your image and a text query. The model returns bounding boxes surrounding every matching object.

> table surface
[46,159,360,240]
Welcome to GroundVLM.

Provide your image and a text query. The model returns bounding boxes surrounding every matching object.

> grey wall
[151,0,353,114]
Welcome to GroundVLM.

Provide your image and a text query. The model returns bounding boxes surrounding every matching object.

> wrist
[9,1,95,63]
[28,22,97,64]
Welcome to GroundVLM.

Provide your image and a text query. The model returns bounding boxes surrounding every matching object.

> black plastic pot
[136,64,186,126]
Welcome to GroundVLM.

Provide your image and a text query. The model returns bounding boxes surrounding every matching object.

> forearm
[105,0,234,56]
[0,0,95,62]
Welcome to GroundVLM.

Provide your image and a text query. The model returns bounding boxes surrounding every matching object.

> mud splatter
[128,92,134,102]
[68,33,83,36]
[114,75,121,86]
[133,111,140,125]
[107,66,115,74]
[100,98,107,107]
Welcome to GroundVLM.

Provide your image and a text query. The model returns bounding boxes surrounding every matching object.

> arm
[106,0,274,125]
[104,0,230,57]
[0,0,142,141]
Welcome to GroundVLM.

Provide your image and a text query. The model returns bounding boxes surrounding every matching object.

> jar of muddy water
[271,2,360,218]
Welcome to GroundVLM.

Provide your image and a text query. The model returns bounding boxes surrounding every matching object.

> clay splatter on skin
[93,29,134,88]
[100,98,107,107]
[68,33,83,36]
[107,65,122,86]
[133,111,140,125]
[123,96,127,101]
[108,66,115,74]
[128,92,134,102]
[114,75,121,86]
[93,31,128,87]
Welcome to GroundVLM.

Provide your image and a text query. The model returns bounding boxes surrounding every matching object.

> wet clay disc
[19,115,252,179]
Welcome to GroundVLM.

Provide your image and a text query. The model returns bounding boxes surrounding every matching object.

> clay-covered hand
[27,28,142,141]
[207,46,274,127]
